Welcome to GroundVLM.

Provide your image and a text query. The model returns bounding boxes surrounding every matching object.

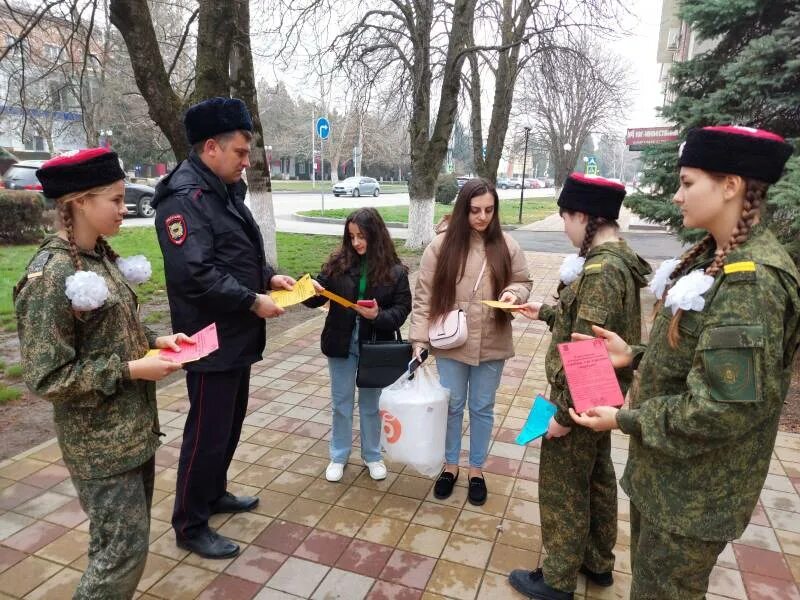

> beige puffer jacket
[410,230,531,366]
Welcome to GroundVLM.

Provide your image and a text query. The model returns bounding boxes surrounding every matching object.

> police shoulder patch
[165,214,187,245]
[26,251,52,279]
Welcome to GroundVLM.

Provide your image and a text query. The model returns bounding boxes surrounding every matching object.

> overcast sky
[254,0,667,133]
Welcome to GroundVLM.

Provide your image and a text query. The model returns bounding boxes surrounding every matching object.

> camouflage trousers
[630,504,726,599]
[72,457,155,600]
[539,427,617,592]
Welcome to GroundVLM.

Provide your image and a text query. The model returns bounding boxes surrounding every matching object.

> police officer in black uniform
[152,97,295,559]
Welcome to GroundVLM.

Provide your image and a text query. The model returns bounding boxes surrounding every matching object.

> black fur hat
[183,97,254,145]
[678,126,793,184]
[557,172,627,220]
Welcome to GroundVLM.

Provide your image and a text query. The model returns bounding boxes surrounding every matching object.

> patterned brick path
[1,252,799,599]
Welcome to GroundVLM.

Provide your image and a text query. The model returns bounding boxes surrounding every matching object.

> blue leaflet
[515,395,557,445]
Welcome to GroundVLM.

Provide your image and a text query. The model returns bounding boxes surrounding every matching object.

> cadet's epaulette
[583,262,603,274]
[26,251,52,280]
[723,261,757,282]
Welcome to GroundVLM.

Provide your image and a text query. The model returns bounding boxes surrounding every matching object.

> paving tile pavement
[1,252,799,599]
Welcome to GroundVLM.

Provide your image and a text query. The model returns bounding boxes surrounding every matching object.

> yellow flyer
[481,300,524,311]
[270,274,316,308]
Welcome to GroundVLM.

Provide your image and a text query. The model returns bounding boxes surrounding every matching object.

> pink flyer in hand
[159,323,219,363]
[557,338,624,413]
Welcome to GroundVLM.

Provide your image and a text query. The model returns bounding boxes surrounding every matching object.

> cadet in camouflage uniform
[571,126,800,599]
[508,173,651,600]
[14,149,189,600]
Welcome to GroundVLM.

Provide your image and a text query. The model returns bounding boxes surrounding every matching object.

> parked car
[456,176,470,189]
[497,177,522,189]
[2,160,44,191]
[332,176,380,197]
[124,182,156,217]
[2,159,156,217]
[522,178,544,189]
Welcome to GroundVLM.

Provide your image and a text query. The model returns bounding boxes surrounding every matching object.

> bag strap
[370,329,404,342]
[471,258,488,296]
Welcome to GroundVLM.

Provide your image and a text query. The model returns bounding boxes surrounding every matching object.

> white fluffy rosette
[65,271,109,311]
[559,254,586,285]
[648,257,681,299]
[664,269,715,314]
[116,255,152,284]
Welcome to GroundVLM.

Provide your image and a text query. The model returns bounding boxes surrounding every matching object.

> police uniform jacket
[617,224,800,541]
[303,263,411,358]
[14,236,160,479]
[151,152,275,372]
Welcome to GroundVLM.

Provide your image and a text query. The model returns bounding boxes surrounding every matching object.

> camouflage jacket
[14,236,161,479]
[539,241,651,427]
[617,225,800,541]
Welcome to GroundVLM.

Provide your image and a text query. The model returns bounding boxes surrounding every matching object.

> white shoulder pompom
[117,255,152,284]
[559,254,586,285]
[65,270,109,311]
[664,269,715,314]
[648,257,681,298]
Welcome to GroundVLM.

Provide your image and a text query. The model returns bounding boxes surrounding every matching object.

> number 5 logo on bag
[379,410,402,443]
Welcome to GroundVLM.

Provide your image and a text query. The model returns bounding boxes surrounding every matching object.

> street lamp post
[518,125,531,224]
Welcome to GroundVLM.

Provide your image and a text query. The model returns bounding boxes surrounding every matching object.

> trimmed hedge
[435,173,458,205]
[0,191,46,244]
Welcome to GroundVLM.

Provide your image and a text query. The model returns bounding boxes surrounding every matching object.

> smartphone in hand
[408,348,429,376]
[357,299,376,308]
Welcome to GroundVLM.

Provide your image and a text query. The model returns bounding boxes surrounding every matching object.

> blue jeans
[436,357,505,468]
[327,324,382,464]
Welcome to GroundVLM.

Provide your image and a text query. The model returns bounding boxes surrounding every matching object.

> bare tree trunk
[470,0,531,183]
[406,0,476,248]
[231,0,277,267]
[109,0,188,157]
[194,1,235,100]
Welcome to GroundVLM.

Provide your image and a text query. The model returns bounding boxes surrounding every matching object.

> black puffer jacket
[304,263,411,357]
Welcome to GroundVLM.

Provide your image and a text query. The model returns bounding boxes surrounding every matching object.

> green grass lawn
[298,197,557,226]
[0,228,420,331]
[271,180,408,194]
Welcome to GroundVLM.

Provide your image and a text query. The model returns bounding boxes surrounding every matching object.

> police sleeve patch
[165,214,187,245]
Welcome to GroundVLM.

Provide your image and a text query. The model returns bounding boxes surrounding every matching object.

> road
[121,186,554,232]
[509,230,686,260]
[120,186,683,259]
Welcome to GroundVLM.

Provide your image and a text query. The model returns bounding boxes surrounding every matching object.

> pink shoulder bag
[427,258,487,350]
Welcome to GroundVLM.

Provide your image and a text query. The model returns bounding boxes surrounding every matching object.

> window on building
[44,45,59,61]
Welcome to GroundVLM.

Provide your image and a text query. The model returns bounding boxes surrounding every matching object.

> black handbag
[356,329,413,389]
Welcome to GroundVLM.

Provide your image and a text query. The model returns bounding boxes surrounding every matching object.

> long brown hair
[664,176,769,347]
[56,183,121,271]
[429,178,511,321]
[321,207,406,285]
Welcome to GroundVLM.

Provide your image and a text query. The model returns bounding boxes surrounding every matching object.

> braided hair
[555,210,619,296]
[56,183,121,271]
[666,177,768,347]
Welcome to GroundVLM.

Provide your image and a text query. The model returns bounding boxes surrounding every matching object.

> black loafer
[176,528,240,559]
[579,564,613,587]
[508,569,574,600]
[468,475,487,506]
[434,469,458,499]
[210,492,259,514]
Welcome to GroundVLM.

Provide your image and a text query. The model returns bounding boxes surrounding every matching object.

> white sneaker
[364,460,387,481]
[325,462,345,482]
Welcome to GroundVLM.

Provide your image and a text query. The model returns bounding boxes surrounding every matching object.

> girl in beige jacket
[410,178,531,504]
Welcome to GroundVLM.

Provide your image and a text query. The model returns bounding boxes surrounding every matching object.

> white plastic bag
[379,366,449,477]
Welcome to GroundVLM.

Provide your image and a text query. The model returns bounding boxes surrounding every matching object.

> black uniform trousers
[172,366,251,540]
